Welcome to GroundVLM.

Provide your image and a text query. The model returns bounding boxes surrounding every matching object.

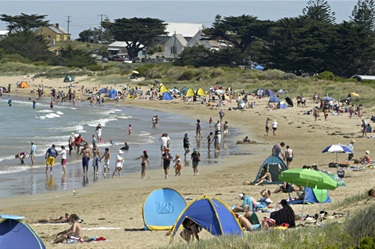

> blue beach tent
[0,214,46,249]
[264,89,274,97]
[180,86,188,95]
[169,196,243,239]
[143,188,186,230]
[99,87,108,94]
[108,89,118,98]
[254,156,288,184]
[162,92,173,100]
[269,96,280,103]
[288,187,331,204]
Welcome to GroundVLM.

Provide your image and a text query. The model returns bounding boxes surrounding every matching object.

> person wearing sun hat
[359,150,370,164]
[348,139,355,161]
[112,150,124,178]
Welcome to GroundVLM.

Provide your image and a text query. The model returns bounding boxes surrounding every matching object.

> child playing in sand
[173,154,182,176]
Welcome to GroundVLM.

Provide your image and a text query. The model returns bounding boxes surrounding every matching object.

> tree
[268,16,335,74]
[302,0,336,24]
[0,13,49,34]
[58,45,97,67]
[327,21,375,76]
[351,0,375,31]
[203,15,274,54]
[102,17,167,59]
[0,31,54,62]
[173,46,213,67]
[173,46,244,68]
[78,28,101,43]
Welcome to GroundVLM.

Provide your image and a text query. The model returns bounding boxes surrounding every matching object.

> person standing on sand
[285,145,293,168]
[112,150,124,178]
[29,142,36,166]
[191,148,201,176]
[265,118,270,136]
[92,144,101,176]
[219,109,225,122]
[272,120,278,136]
[45,144,58,174]
[324,108,329,121]
[313,107,319,121]
[100,148,111,175]
[183,133,190,159]
[80,143,91,175]
[173,154,182,176]
[162,148,173,180]
[348,139,355,161]
[135,150,149,178]
[272,142,285,161]
[60,146,67,174]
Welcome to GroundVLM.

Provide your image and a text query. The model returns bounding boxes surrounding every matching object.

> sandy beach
[1,75,374,248]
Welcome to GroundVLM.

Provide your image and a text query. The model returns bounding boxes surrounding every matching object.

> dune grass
[163,204,375,249]
[1,62,374,111]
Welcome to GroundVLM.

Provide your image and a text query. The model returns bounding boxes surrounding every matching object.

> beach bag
[329,162,338,168]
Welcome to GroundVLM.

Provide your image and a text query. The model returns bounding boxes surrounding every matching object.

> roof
[352,75,375,81]
[165,22,204,37]
[108,41,128,47]
[48,25,68,34]
[168,34,188,46]
[108,41,144,49]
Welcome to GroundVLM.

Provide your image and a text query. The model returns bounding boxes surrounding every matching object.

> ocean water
[0,97,243,197]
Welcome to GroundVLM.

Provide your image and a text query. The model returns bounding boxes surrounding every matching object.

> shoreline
[0,95,245,198]
[0,76,374,248]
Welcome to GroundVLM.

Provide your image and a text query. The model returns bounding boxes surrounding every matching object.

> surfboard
[0,214,25,220]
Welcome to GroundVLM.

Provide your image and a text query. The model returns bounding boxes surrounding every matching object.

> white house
[164,33,188,59]
[108,41,129,55]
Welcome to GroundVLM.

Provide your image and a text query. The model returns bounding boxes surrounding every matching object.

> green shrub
[178,70,195,81]
[87,64,103,71]
[316,71,335,80]
[281,73,297,80]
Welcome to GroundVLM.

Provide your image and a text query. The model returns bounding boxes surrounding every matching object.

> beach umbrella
[279,168,338,222]
[132,70,140,74]
[322,144,352,163]
[322,97,334,101]
[350,92,359,97]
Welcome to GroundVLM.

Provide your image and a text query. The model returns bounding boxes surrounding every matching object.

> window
[170,46,177,54]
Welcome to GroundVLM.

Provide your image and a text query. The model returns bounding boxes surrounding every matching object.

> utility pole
[98,14,106,43]
[66,16,71,42]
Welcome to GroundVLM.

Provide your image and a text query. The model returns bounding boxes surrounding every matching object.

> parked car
[111,55,125,62]
[102,57,109,63]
